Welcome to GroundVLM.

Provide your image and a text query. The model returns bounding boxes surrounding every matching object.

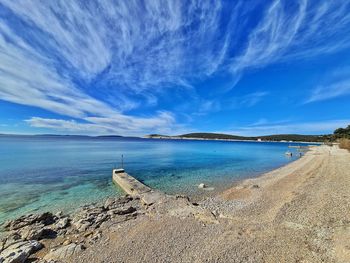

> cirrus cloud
[0,0,350,135]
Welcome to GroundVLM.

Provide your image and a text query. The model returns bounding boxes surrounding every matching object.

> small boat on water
[285,151,293,156]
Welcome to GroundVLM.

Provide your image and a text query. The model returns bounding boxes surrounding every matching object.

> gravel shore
[2,145,350,263]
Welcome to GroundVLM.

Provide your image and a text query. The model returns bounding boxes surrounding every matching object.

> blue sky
[0,0,350,136]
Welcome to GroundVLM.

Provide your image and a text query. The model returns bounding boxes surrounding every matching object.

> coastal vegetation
[148,133,327,142]
[180,133,253,140]
[333,125,350,151]
[339,138,350,151]
[149,126,350,144]
[181,133,327,142]
[333,125,350,139]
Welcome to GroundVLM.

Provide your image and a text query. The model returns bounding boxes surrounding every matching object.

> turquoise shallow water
[0,136,311,224]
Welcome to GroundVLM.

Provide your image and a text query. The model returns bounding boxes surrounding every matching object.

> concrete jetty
[112,169,165,206]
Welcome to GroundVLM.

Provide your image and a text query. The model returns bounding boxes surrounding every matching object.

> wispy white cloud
[0,0,230,90]
[0,0,231,134]
[232,91,269,108]
[0,1,350,134]
[194,100,221,116]
[26,111,183,136]
[232,0,350,73]
[191,91,268,116]
[247,118,291,127]
[307,81,350,103]
[231,0,307,73]
[306,67,350,103]
[26,118,113,134]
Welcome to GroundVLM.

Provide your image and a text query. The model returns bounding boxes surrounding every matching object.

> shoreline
[146,135,323,144]
[192,148,309,202]
[0,148,303,230]
[198,145,320,213]
[0,142,302,227]
[221,144,317,197]
[3,144,350,262]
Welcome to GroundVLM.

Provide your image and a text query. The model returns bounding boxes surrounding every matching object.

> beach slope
[69,145,350,263]
[2,145,350,263]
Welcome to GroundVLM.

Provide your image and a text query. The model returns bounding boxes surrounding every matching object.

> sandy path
[71,145,350,263]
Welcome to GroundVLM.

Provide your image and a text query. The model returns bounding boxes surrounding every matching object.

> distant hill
[258,134,326,142]
[179,133,254,140]
[0,133,327,142]
[147,134,167,138]
[147,132,327,142]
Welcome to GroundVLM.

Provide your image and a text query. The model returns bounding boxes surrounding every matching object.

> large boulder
[17,224,57,240]
[54,217,69,230]
[72,219,91,232]
[43,243,84,261]
[109,206,136,216]
[0,240,42,263]
[0,233,22,252]
[104,196,133,210]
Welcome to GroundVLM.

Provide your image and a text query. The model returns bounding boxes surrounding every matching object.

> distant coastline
[145,132,327,144]
[0,132,327,144]
[146,136,319,144]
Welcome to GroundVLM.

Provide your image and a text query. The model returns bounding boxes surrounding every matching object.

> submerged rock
[198,183,207,189]
[55,211,63,218]
[103,198,115,210]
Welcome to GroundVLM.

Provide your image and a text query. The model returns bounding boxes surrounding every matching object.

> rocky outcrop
[0,192,219,262]
[0,232,22,253]
[0,195,142,262]
[0,240,42,263]
[44,243,85,261]
[71,196,139,233]
[54,217,69,230]
[17,224,57,241]
[4,212,56,231]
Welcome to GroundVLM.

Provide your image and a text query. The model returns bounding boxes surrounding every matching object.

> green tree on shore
[334,125,350,139]
[333,125,350,151]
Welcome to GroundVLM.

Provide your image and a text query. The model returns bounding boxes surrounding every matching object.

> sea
[0,135,313,225]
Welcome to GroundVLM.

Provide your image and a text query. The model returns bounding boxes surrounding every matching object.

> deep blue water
[0,136,309,224]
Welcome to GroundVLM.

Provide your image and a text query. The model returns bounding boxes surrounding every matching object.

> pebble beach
[2,145,350,263]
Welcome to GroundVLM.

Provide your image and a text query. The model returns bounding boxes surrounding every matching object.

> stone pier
[112,169,165,206]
